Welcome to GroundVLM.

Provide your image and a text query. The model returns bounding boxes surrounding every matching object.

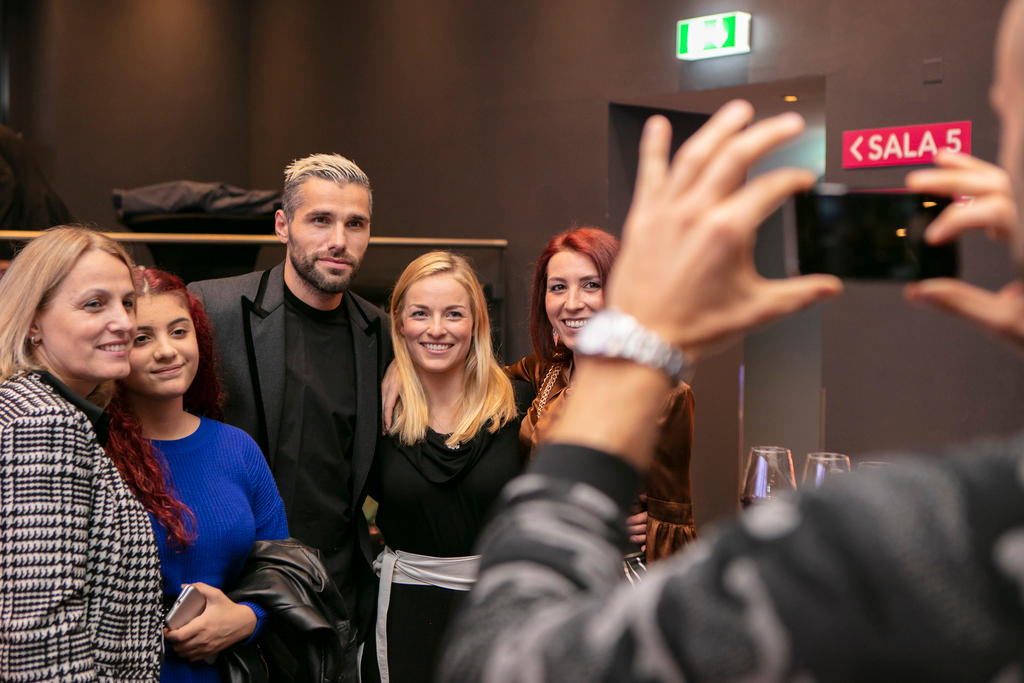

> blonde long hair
[0,226,134,402]
[389,251,515,447]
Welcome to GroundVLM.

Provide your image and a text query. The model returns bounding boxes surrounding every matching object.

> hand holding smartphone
[788,185,958,280]
[165,584,207,630]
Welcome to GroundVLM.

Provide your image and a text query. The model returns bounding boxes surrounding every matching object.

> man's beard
[289,248,361,295]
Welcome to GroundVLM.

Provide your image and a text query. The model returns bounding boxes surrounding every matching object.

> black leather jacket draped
[221,538,357,683]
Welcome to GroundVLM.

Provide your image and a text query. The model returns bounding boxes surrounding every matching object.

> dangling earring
[29,336,40,346]
[552,332,560,346]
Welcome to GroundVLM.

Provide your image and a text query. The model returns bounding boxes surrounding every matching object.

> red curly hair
[105,269,225,549]
[529,227,620,363]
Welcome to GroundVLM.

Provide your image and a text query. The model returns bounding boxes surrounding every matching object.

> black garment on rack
[0,124,73,257]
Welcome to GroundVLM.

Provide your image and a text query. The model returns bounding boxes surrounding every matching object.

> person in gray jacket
[190,153,392,660]
[439,1,1024,680]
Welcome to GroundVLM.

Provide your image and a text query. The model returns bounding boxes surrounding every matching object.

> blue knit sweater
[149,417,289,683]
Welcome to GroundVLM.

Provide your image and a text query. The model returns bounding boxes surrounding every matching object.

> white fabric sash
[372,547,480,683]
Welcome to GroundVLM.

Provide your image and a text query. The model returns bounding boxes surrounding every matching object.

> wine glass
[801,451,851,488]
[740,446,796,507]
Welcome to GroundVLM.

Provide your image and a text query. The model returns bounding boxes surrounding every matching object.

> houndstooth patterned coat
[0,373,162,682]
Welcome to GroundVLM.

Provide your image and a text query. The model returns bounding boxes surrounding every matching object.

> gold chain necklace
[534,362,563,417]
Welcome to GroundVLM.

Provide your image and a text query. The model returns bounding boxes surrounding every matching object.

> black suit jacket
[190,264,392,636]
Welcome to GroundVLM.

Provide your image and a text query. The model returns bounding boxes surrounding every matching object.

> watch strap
[576,308,691,383]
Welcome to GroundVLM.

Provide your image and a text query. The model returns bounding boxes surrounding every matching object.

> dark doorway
[606,80,826,530]
[608,104,709,234]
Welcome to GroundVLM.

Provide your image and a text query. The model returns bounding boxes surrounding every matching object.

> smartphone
[788,185,957,280]
[165,584,207,630]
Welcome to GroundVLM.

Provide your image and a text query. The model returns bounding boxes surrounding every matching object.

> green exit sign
[676,12,751,61]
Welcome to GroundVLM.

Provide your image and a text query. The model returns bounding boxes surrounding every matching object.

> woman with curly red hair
[506,227,697,562]
[106,268,288,682]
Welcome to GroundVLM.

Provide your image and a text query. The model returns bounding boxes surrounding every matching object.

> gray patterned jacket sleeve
[440,441,1024,682]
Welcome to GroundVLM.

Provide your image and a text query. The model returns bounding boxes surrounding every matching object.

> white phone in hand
[165,584,207,630]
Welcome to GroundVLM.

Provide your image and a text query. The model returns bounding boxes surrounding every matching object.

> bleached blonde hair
[281,153,372,219]
[389,251,516,448]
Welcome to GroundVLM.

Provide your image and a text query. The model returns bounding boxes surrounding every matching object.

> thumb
[188,582,214,596]
[905,278,995,318]
[756,275,842,325]
[190,582,231,607]
[905,278,1024,339]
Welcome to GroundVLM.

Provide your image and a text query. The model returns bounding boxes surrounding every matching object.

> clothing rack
[0,230,511,350]
[0,230,507,248]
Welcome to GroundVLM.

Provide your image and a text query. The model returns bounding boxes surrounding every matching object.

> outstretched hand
[904,151,1024,350]
[606,100,842,361]
[550,101,841,467]
[906,150,1016,244]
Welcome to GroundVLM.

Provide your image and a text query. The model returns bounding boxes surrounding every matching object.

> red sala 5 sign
[842,121,971,169]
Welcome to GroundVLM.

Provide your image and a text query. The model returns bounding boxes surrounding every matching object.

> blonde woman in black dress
[362,251,528,683]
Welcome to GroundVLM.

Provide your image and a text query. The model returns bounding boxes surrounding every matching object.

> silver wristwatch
[576,308,691,383]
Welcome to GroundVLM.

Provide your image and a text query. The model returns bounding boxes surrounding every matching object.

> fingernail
[719,99,753,120]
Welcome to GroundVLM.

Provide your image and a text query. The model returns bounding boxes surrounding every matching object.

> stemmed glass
[740,446,796,507]
[801,452,851,488]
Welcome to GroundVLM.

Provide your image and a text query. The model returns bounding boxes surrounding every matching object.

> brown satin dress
[506,352,697,562]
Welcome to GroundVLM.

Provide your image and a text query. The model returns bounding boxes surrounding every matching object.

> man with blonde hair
[191,153,391,674]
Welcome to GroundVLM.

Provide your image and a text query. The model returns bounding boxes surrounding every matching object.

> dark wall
[247,1,638,362]
[9,0,251,228]
[9,0,1020,527]
[15,0,1009,360]
[819,1,1023,455]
